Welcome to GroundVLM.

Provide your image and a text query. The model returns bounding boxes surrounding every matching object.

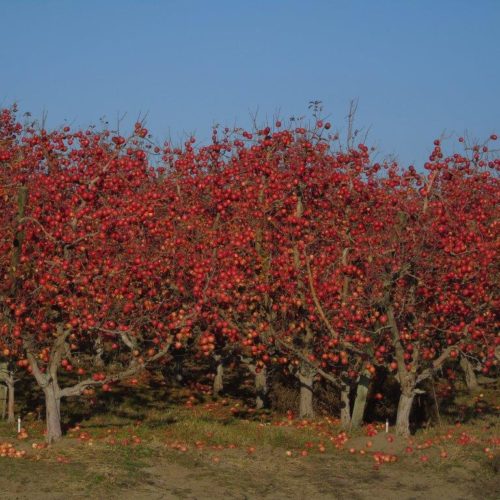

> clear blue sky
[1,0,499,166]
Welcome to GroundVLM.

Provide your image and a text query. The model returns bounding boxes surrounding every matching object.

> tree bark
[44,382,62,444]
[255,367,268,410]
[386,304,416,437]
[213,361,224,398]
[1,384,6,420]
[0,365,15,423]
[460,356,479,392]
[340,375,351,429]
[350,371,371,429]
[298,365,315,419]
[94,337,105,369]
[396,390,415,437]
[6,377,15,424]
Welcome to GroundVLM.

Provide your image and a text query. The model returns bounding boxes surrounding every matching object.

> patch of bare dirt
[0,441,498,500]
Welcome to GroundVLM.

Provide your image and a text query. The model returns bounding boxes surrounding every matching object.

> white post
[385,418,389,433]
[17,416,21,433]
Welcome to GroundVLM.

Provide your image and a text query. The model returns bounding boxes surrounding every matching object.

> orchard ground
[0,381,498,500]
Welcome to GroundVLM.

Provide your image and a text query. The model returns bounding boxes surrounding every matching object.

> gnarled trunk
[6,377,15,424]
[94,337,106,369]
[340,376,351,429]
[460,356,479,392]
[0,366,15,423]
[350,371,371,429]
[396,390,414,437]
[255,366,268,410]
[44,382,62,444]
[386,304,416,437]
[1,384,6,421]
[213,362,224,398]
[298,365,315,419]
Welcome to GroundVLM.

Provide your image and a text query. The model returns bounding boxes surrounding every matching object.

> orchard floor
[0,439,498,500]
[0,388,499,500]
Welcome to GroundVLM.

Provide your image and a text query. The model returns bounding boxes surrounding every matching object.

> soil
[0,442,498,500]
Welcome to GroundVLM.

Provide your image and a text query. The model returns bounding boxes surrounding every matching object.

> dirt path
[126,451,497,500]
[3,446,495,500]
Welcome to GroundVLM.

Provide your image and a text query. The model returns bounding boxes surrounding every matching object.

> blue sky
[1,0,498,166]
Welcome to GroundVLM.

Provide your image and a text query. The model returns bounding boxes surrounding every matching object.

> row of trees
[0,106,498,442]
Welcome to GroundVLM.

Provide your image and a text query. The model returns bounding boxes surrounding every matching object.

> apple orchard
[0,106,498,444]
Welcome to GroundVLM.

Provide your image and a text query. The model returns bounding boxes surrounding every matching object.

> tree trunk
[6,378,15,424]
[298,366,315,419]
[460,356,479,392]
[94,337,105,369]
[340,376,351,429]
[350,371,371,429]
[0,365,15,423]
[255,367,268,410]
[44,383,62,444]
[213,362,224,398]
[1,384,6,420]
[396,391,415,437]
